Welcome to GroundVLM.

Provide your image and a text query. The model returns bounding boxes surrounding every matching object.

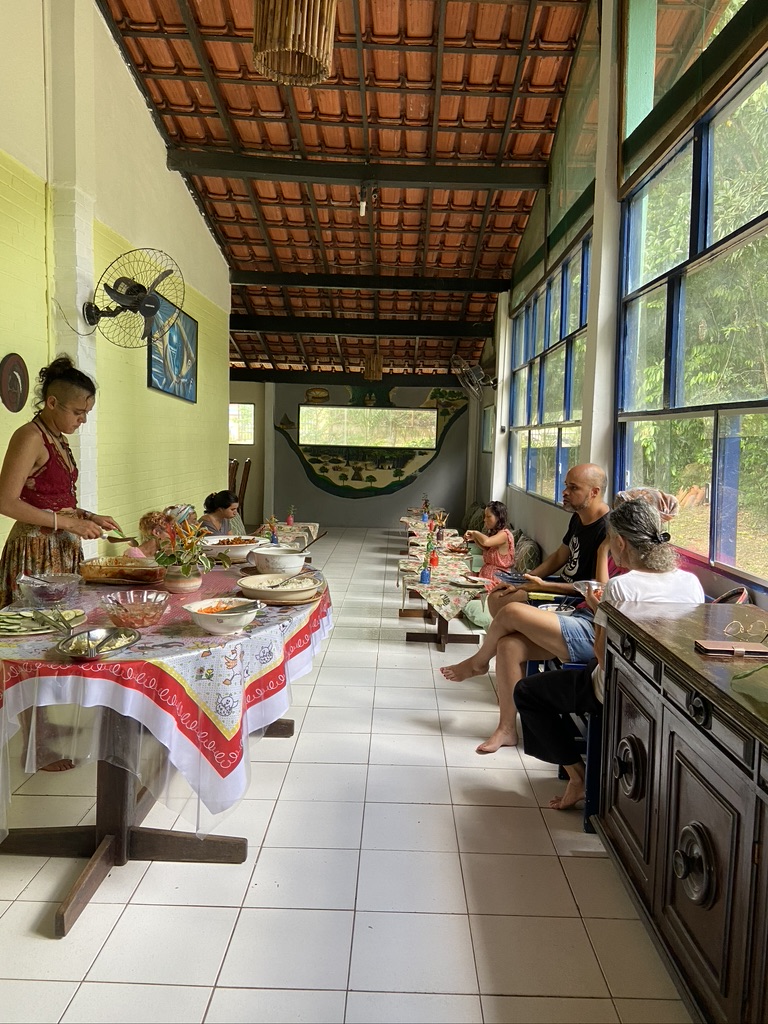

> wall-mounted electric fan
[83,248,185,348]
[451,355,497,401]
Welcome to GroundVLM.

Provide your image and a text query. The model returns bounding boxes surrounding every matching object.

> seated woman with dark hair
[463,501,515,585]
[199,490,239,535]
[514,499,705,810]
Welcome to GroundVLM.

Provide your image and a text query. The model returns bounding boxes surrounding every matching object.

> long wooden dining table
[0,567,333,935]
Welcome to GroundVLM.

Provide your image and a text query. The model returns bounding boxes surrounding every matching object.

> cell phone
[694,639,768,658]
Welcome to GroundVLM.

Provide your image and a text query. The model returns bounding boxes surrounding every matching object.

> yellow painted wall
[0,150,50,549]
[93,223,230,545]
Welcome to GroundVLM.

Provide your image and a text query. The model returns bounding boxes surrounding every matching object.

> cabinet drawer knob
[685,693,711,728]
[611,736,645,801]
[672,822,716,908]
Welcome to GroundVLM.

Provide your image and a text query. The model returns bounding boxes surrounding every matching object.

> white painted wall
[0,2,47,177]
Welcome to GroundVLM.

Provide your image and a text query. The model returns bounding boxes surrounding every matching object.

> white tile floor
[0,528,693,1024]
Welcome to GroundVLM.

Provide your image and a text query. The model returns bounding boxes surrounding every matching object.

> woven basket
[253,0,338,86]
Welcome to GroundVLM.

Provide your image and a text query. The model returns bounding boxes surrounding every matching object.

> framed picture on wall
[481,405,494,452]
[147,302,198,403]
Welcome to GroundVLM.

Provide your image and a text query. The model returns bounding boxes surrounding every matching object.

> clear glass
[681,230,768,406]
[542,346,566,423]
[228,404,255,445]
[529,427,558,500]
[509,430,529,489]
[624,415,713,557]
[711,72,768,244]
[512,367,529,427]
[627,142,693,292]
[570,334,586,421]
[548,273,562,347]
[530,361,540,426]
[511,312,525,368]
[715,412,768,580]
[561,426,582,480]
[622,285,666,412]
[534,292,546,355]
[566,250,583,335]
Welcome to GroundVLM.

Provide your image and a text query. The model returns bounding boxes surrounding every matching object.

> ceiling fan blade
[147,268,173,295]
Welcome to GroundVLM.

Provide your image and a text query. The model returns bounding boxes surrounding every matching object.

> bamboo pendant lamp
[253,0,338,86]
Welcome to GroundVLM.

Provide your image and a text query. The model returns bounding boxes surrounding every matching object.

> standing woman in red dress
[0,356,121,608]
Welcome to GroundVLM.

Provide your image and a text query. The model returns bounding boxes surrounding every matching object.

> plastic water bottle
[419,567,431,584]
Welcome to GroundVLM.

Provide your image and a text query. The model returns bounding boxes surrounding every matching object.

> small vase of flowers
[286,504,296,526]
[155,519,231,593]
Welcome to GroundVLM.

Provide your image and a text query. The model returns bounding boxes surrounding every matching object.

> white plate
[449,577,485,588]
[0,609,87,636]
[537,603,575,615]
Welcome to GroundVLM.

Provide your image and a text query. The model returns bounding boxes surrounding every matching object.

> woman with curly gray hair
[513,499,705,810]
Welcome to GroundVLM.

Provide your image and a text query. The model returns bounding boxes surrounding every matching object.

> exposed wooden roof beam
[168,149,547,190]
[230,316,493,338]
[230,271,509,291]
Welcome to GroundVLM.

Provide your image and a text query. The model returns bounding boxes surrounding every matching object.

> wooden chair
[237,458,251,522]
[228,459,238,492]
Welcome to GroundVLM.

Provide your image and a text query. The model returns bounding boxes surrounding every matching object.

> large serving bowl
[237,572,321,603]
[183,597,264,635]
[250,546,306,575]
[17,573,82,607]
[100,590,169,628]
[200,535,268,562]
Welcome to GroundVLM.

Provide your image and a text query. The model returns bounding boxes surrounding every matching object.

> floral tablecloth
[0,568,333,836]
[258,522,319,545]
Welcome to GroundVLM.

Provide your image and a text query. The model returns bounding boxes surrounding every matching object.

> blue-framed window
[617,58,768,584]
[507,234,591,501]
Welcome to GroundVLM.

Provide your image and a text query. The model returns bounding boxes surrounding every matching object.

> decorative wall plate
[0,353,29,412]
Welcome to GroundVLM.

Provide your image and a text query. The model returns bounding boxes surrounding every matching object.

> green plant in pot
[155,519,230,594]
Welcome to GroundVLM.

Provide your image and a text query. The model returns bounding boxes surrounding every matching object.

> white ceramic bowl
[237,572,320,602]
[201,535,269,561]
[251,546,306,575]
[183,597,264,634]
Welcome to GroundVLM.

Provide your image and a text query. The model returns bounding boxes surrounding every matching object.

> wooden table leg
[405,611,480,652]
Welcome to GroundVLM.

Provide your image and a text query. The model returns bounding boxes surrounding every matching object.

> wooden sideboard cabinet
[598,603,768,1024]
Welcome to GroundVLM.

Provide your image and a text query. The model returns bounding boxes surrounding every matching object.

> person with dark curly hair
[199,489,240,535]
[463,500,515,584]
[0,355,121,608]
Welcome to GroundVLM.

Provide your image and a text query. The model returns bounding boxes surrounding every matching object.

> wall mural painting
[275,386,467,498]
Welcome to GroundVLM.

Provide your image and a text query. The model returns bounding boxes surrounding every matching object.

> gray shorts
[557,608,596,664]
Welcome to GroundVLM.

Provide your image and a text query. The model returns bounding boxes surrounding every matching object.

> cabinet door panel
[603,663,658,906]
[658,709,752,1023]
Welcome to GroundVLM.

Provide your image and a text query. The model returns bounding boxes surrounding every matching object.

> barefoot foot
[548,779,585,810]
[476,728,517,754]
[440,657,489,682]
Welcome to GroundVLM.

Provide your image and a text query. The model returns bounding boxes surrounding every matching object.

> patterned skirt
[0,521,82,609]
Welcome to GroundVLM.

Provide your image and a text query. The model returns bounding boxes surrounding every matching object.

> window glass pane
[627,143,692,292]
[566,252,582,334]
[570,335,586,421]
[623,285,666,412]
[542,347,566,423]
[229,404,254,445]
[716,412,768,580]
[711,73,768,244]
[534,292,546,355]
[512,367,529,427]
[509,430,529,489]
[530,361,540,426]
[511,313,525,367]
[561,426,582,480]
[529,428,558,499]
[548,273,562,347]
[681,231,768,406]
[624,416,712,557]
